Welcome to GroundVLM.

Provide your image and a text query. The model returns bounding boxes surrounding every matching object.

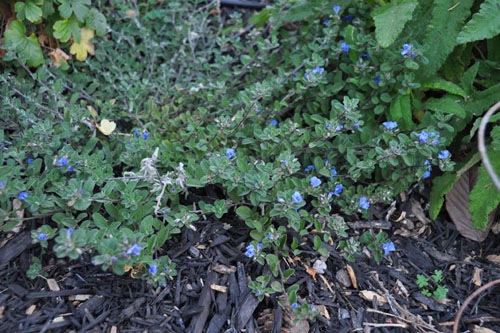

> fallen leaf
[96,119,116,136]
[472,325,497,333]
[306,267,317,281]
[315,304,330,320]
[445,166,494,242]
[49,48,70,67]
[87,105,98,118]
[70,28,95,61]
[486,254,500,264]
[472,267,482,286]
[345,264,357,289]
[210,284,228,293]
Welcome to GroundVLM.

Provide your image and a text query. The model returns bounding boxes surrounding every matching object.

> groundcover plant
[1,0,499,320]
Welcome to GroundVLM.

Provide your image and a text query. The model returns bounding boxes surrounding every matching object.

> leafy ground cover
[1,0,500,332]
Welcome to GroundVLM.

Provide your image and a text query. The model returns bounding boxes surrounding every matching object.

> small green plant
[416,269,449,301]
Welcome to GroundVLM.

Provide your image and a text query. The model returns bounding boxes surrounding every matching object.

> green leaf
[425,96,466,118]
[372,1,418,48]
[15,0,43,23]
[3,20,44,67]
[420,0,474,78]
[460,62,480,95]
[85,8,108,36]
[469,149,500,230]
[249,8,271,27]
[429,172,458,220]
[389,94,414,130]
[421,77,467,97]
[236,206,253,220]
[58,0,90,21]
[457,0,500,44]
[53,16,82,42]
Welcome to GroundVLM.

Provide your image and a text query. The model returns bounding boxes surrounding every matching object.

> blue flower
[418,131,440,145]
[256,289,262,295]
[142,132,149,139]
[171,187,176,192]
[149,265,157,275]
[423,171,431,179]
[27,158,34,165]
[56,157,69,166]
[418,131,428,143]
[323,19,331,25]
[269,119,278,126]
[267,233,274,240]
[336,125,344,131]
[374,76,380,86]
[383,242,396,255]
[78,189,84,195]
[133,129,140,135]
[401,44,415,58]
[438,150,450,159]
[341,42,350,52]
[333,5,341,14]
[382,121,398,130]
[67,165,75,172]
[18,191,28,201]
[126,243,142,256]
[310,176,322,187]
[67,228,73,237]
[312,67,324,74]
[245,244,256,257]
[226,148,236,159]
[424,160,432,170]
[292,191,303,204]
[292,302,298,309]
[0,181,5,188]
[359,197,370,209]
[353,124,360,129]
[333,183,343,195]
[38,233,48,241]
[330,168,337,177]
[343,14,354,22]
[257,243,263,250]
[305,165,315,172]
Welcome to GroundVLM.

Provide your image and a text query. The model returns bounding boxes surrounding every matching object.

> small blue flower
[133,129,140,135]
[78,189,84,195]
[326,123,332,129]
[269,119,278,126]
[257,243,263,250]
[292,302,298,309]
[267,233,273,240]
[311,304,316,311]
[333,183,343,195]
[171,187,176,192]
[226,148,236,159]
[353,124,360,129]
[304,71,310,79]
[323,19,331,25]
[401,44,415,58]
[56,157,69,167]
[382,121,398,130]
[67,165,75,172]
[333,5,341,14]
[67,228,73,237]
[374,76,380,86]
[142,132,149,139]
[312,67,324,74]
[330,168,338,177]
[382,242,396,255]
[164,266,169,272]
[341,42,350,52]
[1,146,7,151]
[305,165,315,172]
[27,158,34,165]
[336,125,344,131]
[418,131,429,143]
[256,108,263,113]
[126,243,142,256]
[438,150,450,159]
[292,191,303,204]
[38,233,48,241]
[343,14,354,22]
[18,191,28,201]
[245,244,256,257]
[0,181,5,188]
[281,160,288,166]
[149,265,157,275]
[359,197,370,210]
[256,289,262,295]
[424,160,432,170]
[310,176,322,187]
[423,171,431,179]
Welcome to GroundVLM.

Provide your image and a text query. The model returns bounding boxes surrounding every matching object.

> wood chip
[47,278,60,291]
[315,304,330,320]
[25,304,36,315]
[359,290,387,305]
[472,325,497,333]
[68,294,93,301]
[210,284,227,293]
[486,254,500,264]
[212,263,236,274]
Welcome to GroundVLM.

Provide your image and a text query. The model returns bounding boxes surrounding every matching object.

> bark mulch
[1,194,499,333]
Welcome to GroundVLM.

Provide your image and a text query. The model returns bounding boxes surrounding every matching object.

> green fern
[372,1,418,48]
[420,0,474,78]
[457,0,500,44]
[469,148,500,230]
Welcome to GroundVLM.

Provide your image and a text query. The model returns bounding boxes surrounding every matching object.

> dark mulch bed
[1,194,500,333]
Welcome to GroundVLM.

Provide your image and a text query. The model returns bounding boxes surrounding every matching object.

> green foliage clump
[416,269,449,301]
[1,0,499,317]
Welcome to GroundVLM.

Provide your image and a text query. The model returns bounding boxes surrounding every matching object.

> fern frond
[420,0,474,79]
[457,0,500,44]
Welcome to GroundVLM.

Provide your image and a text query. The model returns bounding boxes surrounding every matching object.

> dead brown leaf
[49,48,70,67]
[359,290,387,305]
